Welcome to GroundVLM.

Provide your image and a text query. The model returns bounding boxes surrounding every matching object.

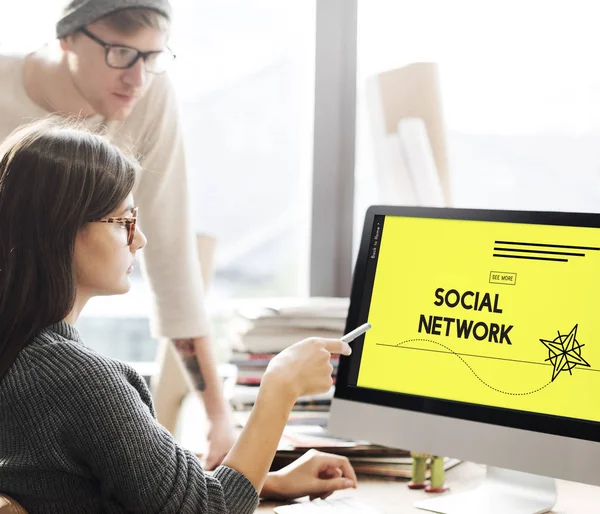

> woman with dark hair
[0,119,356,514]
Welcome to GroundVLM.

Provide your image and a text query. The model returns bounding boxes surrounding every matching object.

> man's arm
[116,74,236,467]
[173,335,236,470]
[172,338,206,392]
[173,336,231,419]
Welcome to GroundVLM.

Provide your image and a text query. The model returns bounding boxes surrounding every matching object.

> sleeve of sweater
[131,73,210,340]
[57,353,258,514]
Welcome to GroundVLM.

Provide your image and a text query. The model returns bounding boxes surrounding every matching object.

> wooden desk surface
[257,462,600,513]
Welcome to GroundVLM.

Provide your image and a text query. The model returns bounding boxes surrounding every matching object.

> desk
[257,462,600,513]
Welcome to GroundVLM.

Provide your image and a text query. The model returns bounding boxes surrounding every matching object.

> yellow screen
[357,215,600,423]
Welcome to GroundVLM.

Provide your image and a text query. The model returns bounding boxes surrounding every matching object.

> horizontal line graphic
[493,247,584,257]
[377,343,600,373]
[493,253,568,262]
[495,240,600,251]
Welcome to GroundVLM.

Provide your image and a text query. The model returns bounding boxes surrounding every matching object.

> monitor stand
[414,466,557,514]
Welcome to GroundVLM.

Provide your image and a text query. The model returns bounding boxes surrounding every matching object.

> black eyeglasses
[80,28,176,74]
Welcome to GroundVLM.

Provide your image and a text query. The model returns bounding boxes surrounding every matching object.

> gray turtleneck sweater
[0,322,259,513]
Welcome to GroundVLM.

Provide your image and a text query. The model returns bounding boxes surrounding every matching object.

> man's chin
[97,101,136,121]
[102,108,132,121]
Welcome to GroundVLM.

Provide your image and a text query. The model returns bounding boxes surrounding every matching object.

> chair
[151,234,218,434]
[0,494,27,514]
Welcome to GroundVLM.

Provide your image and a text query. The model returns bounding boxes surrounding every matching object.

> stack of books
[228,297,348,423]
[271,425,461,479]
[232,388,334,429]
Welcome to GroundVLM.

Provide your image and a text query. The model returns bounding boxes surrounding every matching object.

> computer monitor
[329,205,600,514]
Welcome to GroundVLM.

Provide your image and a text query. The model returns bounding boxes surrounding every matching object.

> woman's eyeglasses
[95,207,138,246]
[80,28,176,74]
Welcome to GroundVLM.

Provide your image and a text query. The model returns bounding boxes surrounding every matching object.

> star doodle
[540,324,590,382]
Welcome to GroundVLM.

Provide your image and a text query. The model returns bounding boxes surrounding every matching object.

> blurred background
[4,0,600,364]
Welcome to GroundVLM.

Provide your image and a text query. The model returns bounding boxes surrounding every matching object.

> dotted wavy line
[394,338,552,396]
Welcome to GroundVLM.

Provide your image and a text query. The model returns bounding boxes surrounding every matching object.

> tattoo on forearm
[173,338,206,391]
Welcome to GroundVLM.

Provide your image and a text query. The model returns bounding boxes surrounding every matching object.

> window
[170,0,315,300]
[355,0,600,237]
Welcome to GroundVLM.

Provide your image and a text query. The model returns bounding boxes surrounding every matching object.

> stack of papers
[229,297,349,354]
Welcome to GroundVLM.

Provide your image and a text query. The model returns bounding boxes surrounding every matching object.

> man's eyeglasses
[95,207,138,246]
[80,28,175,74]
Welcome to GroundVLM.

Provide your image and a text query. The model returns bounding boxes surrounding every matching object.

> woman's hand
[261,449,358,501]
[220,338,351,494]
[262,338,352,402]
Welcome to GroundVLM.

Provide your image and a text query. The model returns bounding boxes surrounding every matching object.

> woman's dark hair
[0,117,139,379]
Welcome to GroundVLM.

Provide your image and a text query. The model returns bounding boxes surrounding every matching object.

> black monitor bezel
[334,205,600,443]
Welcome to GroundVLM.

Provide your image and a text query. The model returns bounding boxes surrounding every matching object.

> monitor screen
[335,206,600,443]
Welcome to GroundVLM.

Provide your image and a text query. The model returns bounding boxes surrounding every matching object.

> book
[231,385,336,411]
[353,457,461,479]
[235,314,346,332]
[231,329,343,354]
[237,297,349,318]
[233,410,330,429]
[271,445,414,471]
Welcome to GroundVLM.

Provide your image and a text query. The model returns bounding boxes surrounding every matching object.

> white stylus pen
[340,322,372,344]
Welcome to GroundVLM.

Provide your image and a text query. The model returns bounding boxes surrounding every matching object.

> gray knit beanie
[56,0,172,38]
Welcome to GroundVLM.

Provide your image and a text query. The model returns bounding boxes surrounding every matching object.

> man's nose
[121,58,146,88]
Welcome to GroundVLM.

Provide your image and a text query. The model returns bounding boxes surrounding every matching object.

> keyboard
[273,497,383,513]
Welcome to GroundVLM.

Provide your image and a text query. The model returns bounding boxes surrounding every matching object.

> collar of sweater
[43,321,83,344]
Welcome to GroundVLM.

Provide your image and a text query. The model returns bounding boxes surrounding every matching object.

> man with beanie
[0,0,235,469]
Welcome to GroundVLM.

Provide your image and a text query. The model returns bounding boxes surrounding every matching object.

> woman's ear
[73,223,90,251]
